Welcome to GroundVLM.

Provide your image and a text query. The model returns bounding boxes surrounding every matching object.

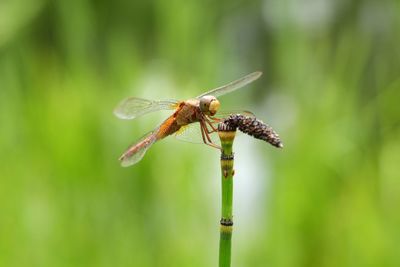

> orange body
[156,99,201,140]
[120,100,202,161]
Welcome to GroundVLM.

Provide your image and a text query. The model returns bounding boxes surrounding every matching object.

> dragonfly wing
[196,71,262,99]
[114,97,178,120]
[119,128,159,167]
[175,122,219,145]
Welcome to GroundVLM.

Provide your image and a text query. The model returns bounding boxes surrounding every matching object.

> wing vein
[196,71,262,98]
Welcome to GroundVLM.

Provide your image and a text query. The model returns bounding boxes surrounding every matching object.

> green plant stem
[218,129,236,267]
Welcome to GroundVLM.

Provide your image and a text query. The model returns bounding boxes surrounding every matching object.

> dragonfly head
[199,95,220,116]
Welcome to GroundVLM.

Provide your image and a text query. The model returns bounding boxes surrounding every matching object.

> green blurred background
[1,0,399,266]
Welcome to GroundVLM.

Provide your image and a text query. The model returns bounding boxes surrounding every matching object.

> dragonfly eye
[200,95,220,116]
[209,98,220,115]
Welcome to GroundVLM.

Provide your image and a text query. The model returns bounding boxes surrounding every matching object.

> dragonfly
[114,71,262,167]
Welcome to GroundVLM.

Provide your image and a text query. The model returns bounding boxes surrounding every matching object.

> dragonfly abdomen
[156,116,182,140]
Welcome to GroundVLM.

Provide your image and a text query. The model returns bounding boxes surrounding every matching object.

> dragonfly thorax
[199,95,220,116]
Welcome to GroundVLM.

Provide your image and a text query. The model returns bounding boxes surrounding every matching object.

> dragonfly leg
[201,114,218,133]
[200,121,221,150]
[204,116,218,133]
[209,117,221,122]
[204,123,213,143]
[207,141,221,149]
[200,120,213,143]
[200,121,208,143]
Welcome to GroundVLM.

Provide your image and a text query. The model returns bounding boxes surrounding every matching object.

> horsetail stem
[218,122,236,267]
[216,114,282,266]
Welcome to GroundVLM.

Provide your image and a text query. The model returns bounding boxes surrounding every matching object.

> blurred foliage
[1,0,399,266]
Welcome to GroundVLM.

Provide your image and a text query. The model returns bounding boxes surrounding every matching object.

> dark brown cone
[220,114,283,148]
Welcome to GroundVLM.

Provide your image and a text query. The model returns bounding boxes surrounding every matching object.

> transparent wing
[175,122,219,145]
[119,128,159,167]
[196,71,262,98]
[114,97,179,120]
